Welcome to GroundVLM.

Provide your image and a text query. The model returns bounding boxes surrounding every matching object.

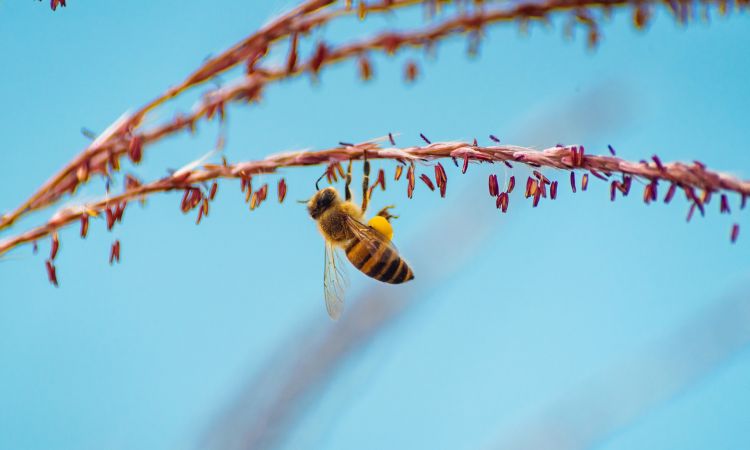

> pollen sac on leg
[368,215,393,240]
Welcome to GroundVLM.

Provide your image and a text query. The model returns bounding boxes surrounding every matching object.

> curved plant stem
[1,140,747,256]
[3,0,738,231]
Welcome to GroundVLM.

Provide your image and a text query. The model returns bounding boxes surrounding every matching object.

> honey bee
[307,157,414,320]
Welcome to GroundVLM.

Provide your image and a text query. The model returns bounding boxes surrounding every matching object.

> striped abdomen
[344,238,414,284]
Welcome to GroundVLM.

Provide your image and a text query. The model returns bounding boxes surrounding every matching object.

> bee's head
[307,186,339,219]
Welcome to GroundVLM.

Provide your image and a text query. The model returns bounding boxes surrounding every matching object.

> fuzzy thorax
[308,187,364,244]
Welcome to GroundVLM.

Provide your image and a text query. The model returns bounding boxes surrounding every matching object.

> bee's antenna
[296,199,308,204]
[315,172,326,191]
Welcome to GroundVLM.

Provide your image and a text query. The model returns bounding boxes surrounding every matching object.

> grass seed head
[664,183,677,203]
[45,260,58,287]
[435,163,447,197]
[652,155,665,172]
[420,174,435,191]
[687,203,697,222]
[109,240,121,264]
[488,174,499,197]
[310,42,329,75]
[128,136,143,164]
[377,169,386,191]
[278,179,287,203]
[406,164,415,198]
[720,194,730,214]
[358,55,373,81]
[50,232,59,260]
[80,214,89,238]
[496,192,509,212]
[76,161,90,183]
[405,60,419,82]
[525,177,535,198]
[106,207,116,230]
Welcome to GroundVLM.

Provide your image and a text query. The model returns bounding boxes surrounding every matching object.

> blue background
[1,1,750,449]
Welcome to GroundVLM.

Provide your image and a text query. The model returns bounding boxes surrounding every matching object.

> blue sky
[1,2,750,449]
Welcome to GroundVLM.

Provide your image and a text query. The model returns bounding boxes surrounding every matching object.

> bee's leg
[344,159,353,201]
[374,205,398,222]
[368,205,396,240]
[361,151,370,213]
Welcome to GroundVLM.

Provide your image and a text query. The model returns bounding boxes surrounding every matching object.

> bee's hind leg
[361,151,370,213]
[375,205,398,222]
[345,159,353,201]
[369,206,397,240]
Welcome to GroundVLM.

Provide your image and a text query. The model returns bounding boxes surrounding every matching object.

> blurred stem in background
[481,285,750,450]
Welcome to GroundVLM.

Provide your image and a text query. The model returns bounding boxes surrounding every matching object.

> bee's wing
[323,241,349,320]
[344,215,400,255]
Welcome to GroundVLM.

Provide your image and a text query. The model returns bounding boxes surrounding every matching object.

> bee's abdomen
[345,239,414,284]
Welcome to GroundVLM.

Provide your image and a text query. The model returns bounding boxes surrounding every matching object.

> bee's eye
[317,189,336,208]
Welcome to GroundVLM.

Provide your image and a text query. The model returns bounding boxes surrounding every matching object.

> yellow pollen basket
[368,215,393,241]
